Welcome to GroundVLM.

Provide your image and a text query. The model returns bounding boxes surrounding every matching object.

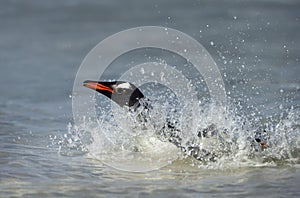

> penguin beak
[83,80,113,93]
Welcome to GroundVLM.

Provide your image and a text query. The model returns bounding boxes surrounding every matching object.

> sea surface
[1,0,300,197]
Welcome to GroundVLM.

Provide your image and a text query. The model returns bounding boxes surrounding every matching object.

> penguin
[83,80,268,161]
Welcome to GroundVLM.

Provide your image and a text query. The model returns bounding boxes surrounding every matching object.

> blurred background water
[0,0,299,197]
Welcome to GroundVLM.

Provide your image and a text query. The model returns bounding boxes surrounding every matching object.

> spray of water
[52,77,300,171]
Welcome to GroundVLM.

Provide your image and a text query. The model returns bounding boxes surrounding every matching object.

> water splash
[53,93,299,171]
[53,57,300,171]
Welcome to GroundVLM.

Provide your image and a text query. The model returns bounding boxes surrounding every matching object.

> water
[1,0,300,197]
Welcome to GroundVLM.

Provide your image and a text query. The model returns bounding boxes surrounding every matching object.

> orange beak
[83,80,113,93]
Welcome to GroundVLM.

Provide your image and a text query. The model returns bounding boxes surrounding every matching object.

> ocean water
[1,0,300,197]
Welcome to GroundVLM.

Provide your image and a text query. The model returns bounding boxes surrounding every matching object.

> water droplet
[210,41,214,46]
[160,72,165,81]
[233,16,237,20]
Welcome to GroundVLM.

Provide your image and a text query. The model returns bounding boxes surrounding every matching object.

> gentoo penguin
[83,80,268,161]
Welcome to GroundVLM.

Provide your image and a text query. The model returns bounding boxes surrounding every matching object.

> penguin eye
[115,87,125,94]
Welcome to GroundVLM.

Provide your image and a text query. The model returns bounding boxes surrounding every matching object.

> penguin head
[83,80,144,107]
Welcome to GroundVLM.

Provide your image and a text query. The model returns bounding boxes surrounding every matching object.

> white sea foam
[57,93,300,171]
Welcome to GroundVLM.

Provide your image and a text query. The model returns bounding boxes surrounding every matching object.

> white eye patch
[116,82,132,89]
